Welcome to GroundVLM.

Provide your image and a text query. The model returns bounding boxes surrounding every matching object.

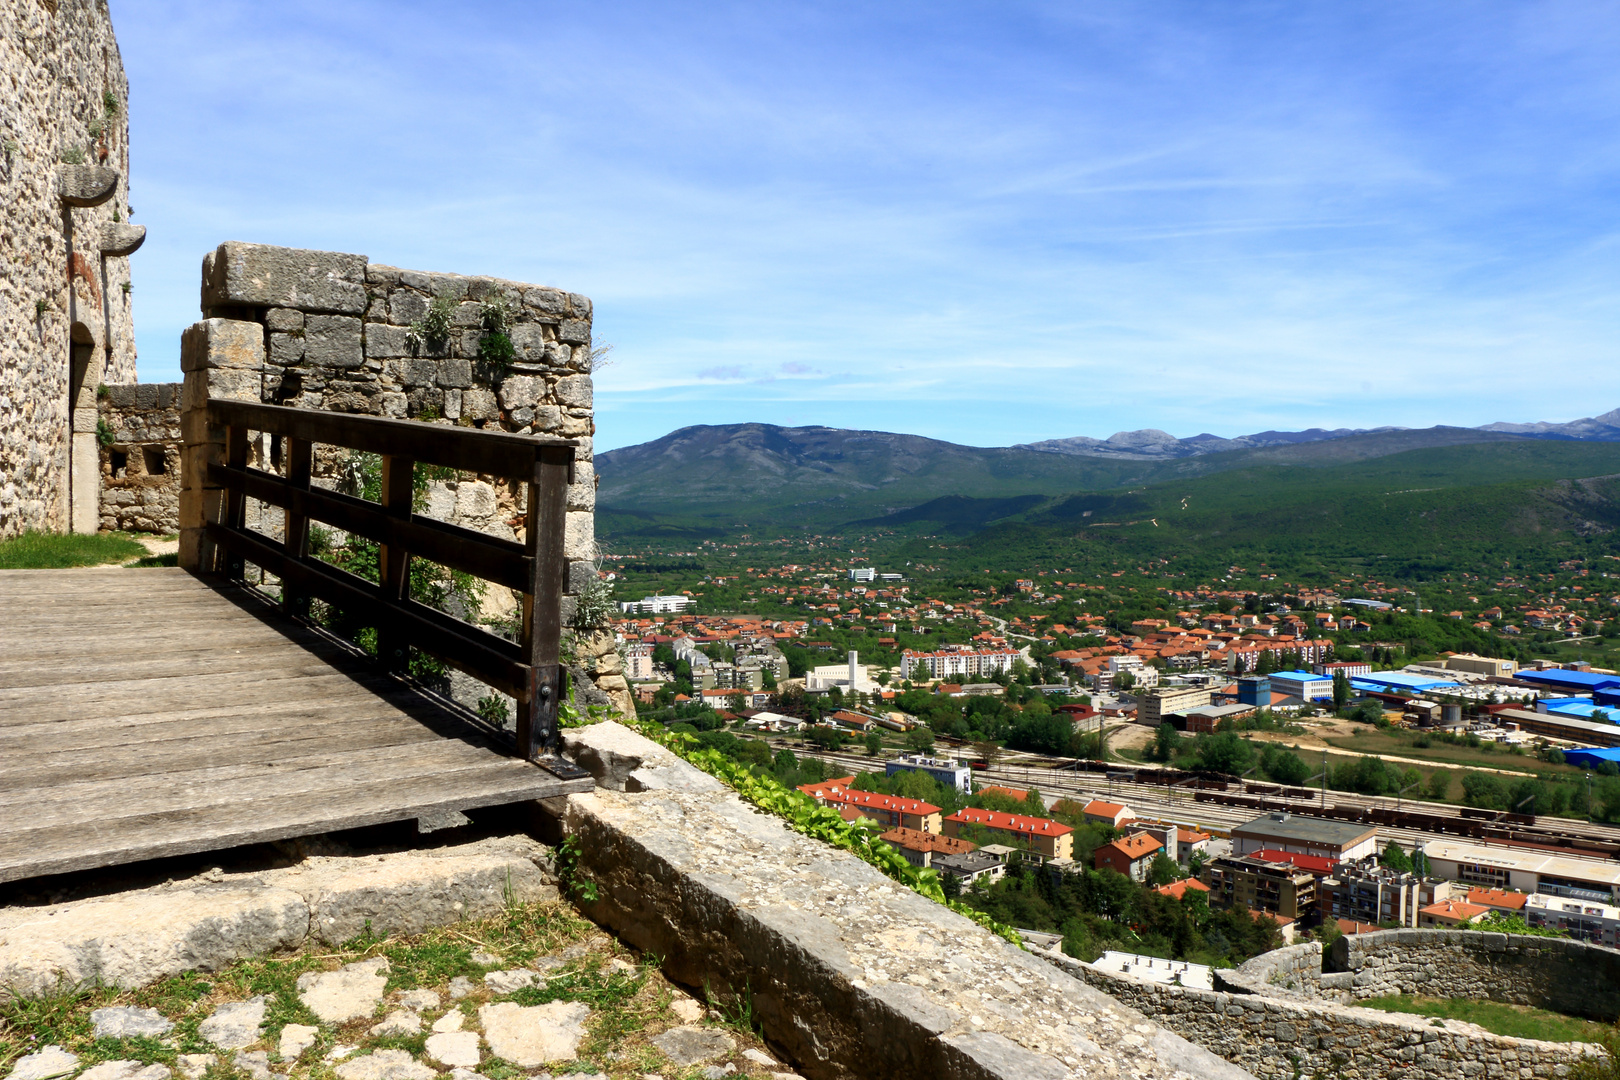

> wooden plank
[283,435,311,617]
[517,451,571,760]
[376,454,413,673]
[0,769,595,882]
[208,398,573,482]
[0,640,366,687]
[0,718,464,786]
[0,738,516,818]
[0,688,436,742]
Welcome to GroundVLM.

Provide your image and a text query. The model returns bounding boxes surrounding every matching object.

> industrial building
[1269,670,1334,703]
[1491,708,1620,748]
[1231,812,1380,862]
[1420,840,1620,904]
[886,753,973,793]
[1138,685,1212,726]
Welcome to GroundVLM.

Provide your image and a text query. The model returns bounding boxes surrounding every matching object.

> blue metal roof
[1516,669,1620,692]
[1351,671,1461,694]
[1562,748,1620,768]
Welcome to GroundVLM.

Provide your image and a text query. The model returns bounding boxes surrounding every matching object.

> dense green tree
[1379,841,1412,872]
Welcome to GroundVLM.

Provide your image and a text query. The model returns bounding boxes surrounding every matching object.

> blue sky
[118,1,1620,452]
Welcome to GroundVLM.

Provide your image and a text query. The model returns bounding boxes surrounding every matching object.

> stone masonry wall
[96,381,180,533]
[1037,945,1605,1080]
[182,244,625,717]
[1217,929,1620,1023]
[1,0,142,537]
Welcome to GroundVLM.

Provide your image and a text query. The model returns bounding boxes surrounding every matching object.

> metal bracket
[535,754,589,781]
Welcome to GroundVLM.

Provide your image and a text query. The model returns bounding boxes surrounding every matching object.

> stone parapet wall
[97,382,180,533]
[0,0,141,537]
[1217,929,1620,1023]
[1039,945,1605,1080]
[179,243,625,717]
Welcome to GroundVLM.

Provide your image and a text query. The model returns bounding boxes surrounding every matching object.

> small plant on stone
[121,281,131,294]
[475,694,510,726]
[405,294,454,356]
[35,298,48,318]
[103,89,119,116]
[3,137,18,159]
[88,119,103,141]
[569,575,616,633]
[414,402,442,422]
[60,146,85,164]
[96,383,109,399]
[476,296,515,370]
[95,419,115,448]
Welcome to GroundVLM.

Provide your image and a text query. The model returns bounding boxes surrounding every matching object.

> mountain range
[1016,408,1620,460]
[595,407,1620,543]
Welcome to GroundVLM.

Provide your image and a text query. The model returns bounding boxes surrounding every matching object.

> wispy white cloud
[114,0,1620,451]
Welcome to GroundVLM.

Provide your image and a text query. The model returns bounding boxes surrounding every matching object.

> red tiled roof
[1466,888,1527,911]
[1421,899,1490,921]
[1100,832,1163,861]
[1083,799,1130,818]
[801,781,942,817]
[947,808,1074,837]
[880,827,977,856]
[1155,878,1211,900]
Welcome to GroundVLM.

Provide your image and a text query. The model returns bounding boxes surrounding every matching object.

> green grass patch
[1359,994,1614,1044]
[1324,729,1579,777]
[129,552,179,567]
[0,531,147,569]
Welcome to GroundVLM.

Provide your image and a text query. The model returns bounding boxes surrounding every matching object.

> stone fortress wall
[179,243,628,718]
[96,381,179,533]
[1031,930,1615,1080]
[1,0,144,538]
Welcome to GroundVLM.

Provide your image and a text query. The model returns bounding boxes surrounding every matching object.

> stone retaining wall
[96,382,180,533]
[1038,945,1605,1080]
[1217,930,1620,1022]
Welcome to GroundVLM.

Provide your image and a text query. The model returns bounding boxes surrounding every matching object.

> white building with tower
[807,650,879,694]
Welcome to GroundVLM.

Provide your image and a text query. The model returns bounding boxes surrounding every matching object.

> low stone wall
[1040,946,1605,1080]
[550,722,1252,1080]
[1217,930,1620,1022]
[97,382,182,534]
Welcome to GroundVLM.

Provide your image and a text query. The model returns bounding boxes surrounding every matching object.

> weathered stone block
[201,242,366,314]
[304,315,363,369]
[378,392,407,418]
[264,307,304,332]
[554,375,592,408]
[364,324,414,358]
[498,375,542,410]
[461,389,499,421]
[452,302,483,328]
[523,288,566,315]
[530,406,562,433]
[437,359,473,389]
[509,324,548,362]
[0,885,307,995]
[268,333,304,366]
[442,389,462,420]
[567,293,592,318]
[544,341,572,365]
[566,460,594,511]
[180,319,265,373]
[385,359,439,387]
[557,319,590,345]
[389,290,428,326]
[564,510,593,560]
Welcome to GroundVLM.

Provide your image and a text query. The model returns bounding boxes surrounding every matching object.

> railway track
[779,743,1620,862]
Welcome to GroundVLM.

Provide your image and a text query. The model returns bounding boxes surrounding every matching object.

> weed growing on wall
[625,719,1024,947]
[405,294,455,356]
[476,296,515,370]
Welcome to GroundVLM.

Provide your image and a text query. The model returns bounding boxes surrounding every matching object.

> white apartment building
[849,567,877,582]
[618,595,693,614]
[624,642,654,681]
[903,647,1027,681]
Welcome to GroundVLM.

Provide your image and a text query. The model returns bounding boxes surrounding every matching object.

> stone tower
[0,0,144,538]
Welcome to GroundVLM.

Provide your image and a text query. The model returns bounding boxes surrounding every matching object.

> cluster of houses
[795,757,1620,947]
